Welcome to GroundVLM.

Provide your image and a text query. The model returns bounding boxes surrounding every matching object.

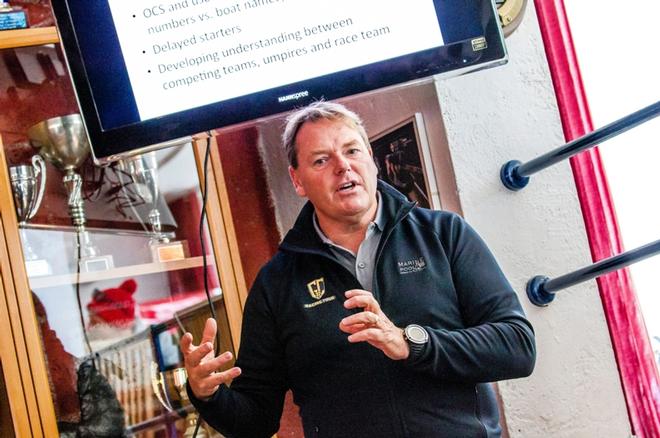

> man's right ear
[288,166,306,197]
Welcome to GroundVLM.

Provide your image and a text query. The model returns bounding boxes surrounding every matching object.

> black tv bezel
[51,0,506,164]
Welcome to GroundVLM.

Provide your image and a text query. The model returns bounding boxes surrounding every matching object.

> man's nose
[334,154,351,174]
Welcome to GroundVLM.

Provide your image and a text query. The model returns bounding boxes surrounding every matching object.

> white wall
[435,4,629,437]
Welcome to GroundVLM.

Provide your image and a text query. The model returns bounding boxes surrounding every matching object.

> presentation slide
[107,0,443,121]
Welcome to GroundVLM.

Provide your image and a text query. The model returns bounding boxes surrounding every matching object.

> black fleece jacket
[189,181,536,438]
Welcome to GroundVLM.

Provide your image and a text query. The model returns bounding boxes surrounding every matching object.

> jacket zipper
[370,201,416,301]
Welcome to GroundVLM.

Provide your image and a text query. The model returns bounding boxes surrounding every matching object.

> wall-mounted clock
[496,0,527,37]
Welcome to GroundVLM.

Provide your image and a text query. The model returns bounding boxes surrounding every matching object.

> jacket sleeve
[188,270,288,438]
[405,213,536,383]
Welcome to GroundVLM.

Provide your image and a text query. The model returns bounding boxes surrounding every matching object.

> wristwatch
[403,324,429,361]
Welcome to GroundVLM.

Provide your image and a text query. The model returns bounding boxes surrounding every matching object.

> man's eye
[313,158,327,166]
[347,148,360,155]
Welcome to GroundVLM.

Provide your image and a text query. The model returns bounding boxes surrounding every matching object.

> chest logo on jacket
[304,277,336,309]
[307,278,325,299]
[397,256,427,275]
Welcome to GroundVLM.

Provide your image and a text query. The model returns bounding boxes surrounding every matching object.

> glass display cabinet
[0,15,248,437]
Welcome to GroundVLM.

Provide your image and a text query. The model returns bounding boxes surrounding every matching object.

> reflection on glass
[33,292,129,437]
[26,145,229,437]
[9,153,51,275]
[120,151,190,263]
[28,114,115,272]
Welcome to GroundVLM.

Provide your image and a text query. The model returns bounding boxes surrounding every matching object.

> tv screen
[52,0,506,164]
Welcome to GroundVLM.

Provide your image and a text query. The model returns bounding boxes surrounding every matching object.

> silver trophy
[121,152,188,262]
[9,154,51,276]
[28,114,114,272]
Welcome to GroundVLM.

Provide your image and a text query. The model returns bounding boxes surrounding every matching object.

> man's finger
[344,289,372,299]
[194,351,235,376]
[190,366,242,399]
[340,312,380,328]
[338,322,369,335]
[186,342,215,367]
[201,318,218,345]
[344,295,380,312]
[180,332,194,355]
[199,366,243,389]
[347,328,381,343]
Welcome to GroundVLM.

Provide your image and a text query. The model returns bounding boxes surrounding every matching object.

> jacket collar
[280,180,415,255]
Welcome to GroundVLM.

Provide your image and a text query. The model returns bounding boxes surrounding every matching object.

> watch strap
[403,324,428,363]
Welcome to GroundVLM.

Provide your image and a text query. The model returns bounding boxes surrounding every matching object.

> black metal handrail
[527,239,660,306]
[501,100,660,190]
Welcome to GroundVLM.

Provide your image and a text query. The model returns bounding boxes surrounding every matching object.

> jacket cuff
[186,381,220,407]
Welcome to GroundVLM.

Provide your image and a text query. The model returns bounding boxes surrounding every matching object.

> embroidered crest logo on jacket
[307,278,325,299]
[304,277,336,309]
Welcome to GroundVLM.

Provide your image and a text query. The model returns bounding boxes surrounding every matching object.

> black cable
[193,415,202,437]
[193,135,217,438]
[199,138,216,319]
[74,230,96,368]
[198,137,219,332]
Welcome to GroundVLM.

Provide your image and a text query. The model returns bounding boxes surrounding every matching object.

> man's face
[288,118,378,226]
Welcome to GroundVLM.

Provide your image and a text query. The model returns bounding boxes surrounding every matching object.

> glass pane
[2,45,231,437]
[10,0,55,28]
[25,145,232,437]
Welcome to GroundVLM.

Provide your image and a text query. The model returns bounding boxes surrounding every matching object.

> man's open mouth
[338,182,357,191]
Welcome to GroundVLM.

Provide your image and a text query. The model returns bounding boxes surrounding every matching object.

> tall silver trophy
[9,154,51,276]
[28,114,114,272]
[121,152,188,262]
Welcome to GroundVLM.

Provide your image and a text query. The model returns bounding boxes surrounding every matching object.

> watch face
[405,325,428,344]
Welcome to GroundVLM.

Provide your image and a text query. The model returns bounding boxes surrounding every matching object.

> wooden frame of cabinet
[0,29,249,437]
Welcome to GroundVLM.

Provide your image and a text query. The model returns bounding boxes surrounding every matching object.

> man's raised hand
[180,317,242,399]
[339,289,410,360]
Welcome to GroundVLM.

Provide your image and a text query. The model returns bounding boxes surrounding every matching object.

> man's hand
[180,318,242,400]
[339,289,410,360]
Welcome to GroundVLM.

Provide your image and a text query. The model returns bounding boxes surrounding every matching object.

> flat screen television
[51,0,507,164]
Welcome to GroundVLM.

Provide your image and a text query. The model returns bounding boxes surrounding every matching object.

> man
[181,101,536,437]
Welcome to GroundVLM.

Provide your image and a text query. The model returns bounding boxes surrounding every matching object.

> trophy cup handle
[150,361,173,413]
[29,155,47,220]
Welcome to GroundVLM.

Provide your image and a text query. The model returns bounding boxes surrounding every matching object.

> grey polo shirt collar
[313,194,385,292]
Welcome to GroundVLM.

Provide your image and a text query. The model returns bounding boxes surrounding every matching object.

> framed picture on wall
[370,113,440,209]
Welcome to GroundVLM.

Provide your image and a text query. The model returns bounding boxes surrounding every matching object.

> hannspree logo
[278,90,309,103]
[471,37,487,52]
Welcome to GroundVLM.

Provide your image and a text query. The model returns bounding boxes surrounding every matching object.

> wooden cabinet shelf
[29,255,214,288]
[0,26,59,49]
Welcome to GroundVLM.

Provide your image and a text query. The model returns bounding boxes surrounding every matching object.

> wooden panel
[0,263,30,437]
[0,141,57,436]
[209,137,249,307]
[215,128,280,290]
[0,27,59,50]
[0,361,16,438]
[192,137,246,353]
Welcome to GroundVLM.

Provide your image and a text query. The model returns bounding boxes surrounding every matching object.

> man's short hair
[282,101,370,169]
